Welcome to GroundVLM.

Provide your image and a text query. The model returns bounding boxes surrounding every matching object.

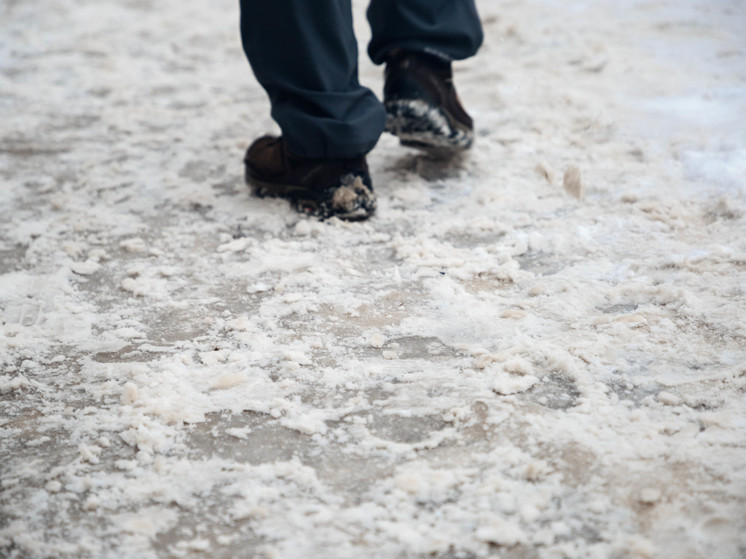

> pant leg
[367,0,483,64]
[239,1,386,159]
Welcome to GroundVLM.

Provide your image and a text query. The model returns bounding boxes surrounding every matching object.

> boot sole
[246,171,376,221]
[384,99,473,151]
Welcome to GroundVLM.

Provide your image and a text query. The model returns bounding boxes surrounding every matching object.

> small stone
[211,373,246,390]
[119,237,147,253]
[563,166,585,200]
[71,260,100,275]
[367,332,385,348]
[657,391,681,406]
[121,382,139,405]
[83,495,100,510]
[534,162,554,184]
[639,487,662,504]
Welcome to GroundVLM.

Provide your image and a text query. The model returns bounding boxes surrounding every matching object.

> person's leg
[367,0,483,65]
[366,0,484,151]
[239,0,386,159]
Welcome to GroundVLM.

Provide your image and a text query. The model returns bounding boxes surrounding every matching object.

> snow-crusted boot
[383,50,474,151]
[244,136,376,221]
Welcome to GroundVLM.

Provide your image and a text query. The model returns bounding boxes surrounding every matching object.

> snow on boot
[383,50,474,152]
[244,136,376,221]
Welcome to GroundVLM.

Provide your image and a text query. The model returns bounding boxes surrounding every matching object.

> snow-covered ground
[1,0,745,557]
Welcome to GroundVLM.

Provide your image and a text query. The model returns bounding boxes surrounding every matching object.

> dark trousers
[239,1,483,159]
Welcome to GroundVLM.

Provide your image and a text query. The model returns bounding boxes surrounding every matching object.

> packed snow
[1,0,745,558]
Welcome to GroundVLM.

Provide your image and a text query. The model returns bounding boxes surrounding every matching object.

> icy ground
[1,0,745,557]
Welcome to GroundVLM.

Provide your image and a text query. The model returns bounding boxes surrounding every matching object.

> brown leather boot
[384,50,474,151]
[244,136,376,221]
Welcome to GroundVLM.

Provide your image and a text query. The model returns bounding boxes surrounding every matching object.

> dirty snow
[1,0,745,558]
